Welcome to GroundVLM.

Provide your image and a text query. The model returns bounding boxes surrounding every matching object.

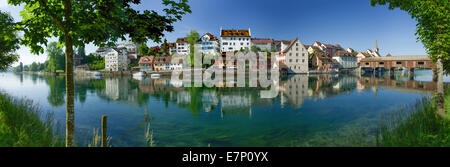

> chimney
[386,53,391,57]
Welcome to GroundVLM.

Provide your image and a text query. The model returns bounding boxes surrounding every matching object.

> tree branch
[38,0,65,32]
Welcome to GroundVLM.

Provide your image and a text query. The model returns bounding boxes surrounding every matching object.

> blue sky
[1,0,426,65]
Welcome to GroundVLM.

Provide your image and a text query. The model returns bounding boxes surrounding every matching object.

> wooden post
[101,115,107,147]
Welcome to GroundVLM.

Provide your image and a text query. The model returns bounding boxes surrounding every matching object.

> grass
[0,92,64,147]
[376,86,450,146]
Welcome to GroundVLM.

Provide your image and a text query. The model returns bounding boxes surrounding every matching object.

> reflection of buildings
[220,94,252,117]
[202,91,219,112]
[332,76,358,90]
[359,76,437,94]
[105,77,129,100]
[279,75,310,109]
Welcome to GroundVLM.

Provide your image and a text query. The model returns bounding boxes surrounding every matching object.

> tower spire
[374,40,378,52]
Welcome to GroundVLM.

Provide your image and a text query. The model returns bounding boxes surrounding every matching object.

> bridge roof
[360,55,430,62]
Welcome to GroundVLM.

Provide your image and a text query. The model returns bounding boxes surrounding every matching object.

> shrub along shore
[377,86,450,146]
[0,92,63,147]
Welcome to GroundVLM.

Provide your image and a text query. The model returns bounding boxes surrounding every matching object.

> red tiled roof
[139,56,154,64]
[251,38,273,43]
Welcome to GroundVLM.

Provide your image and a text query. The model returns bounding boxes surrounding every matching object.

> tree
[29,62,38,71]
[251,45,261,53]
[46,42,66,72]
[187,30,199,67]
[162,38,169,55]
[0,10,20,71]
[76,46,86,58]
[138,44,150,56]
[8,0,191,146]
[371,0,449,116]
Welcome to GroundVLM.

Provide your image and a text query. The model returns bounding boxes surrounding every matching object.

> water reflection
[3,71,444,146]
[12,72,439,116]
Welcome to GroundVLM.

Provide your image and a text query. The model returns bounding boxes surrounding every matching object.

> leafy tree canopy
[0,10,20,71]
[9,0,192,54]
[371,0,449,66]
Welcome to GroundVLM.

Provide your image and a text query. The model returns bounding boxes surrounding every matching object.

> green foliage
[251,45,261,53]
[0,10,20,71]
[162,38,169,55]
[9,0,192,54]
[76,46,86,58]
[0,92,63,146]
[138,44,150,56]
[29,62,38,71]
[128,59,139,69]
[187,30,199,66]
[83,53,104,70]
[377,87,450,146]
[370,0,450,70]
[46,42,65,73]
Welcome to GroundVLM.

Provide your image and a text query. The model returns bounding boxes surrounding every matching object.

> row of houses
[95,28,382,73]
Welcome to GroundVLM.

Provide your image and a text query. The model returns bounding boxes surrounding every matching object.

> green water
[0,70,445,146]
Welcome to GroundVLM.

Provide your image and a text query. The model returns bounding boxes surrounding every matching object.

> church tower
[374,40,379,53]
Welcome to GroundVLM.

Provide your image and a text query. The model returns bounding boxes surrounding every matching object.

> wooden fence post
[102,115,107,147]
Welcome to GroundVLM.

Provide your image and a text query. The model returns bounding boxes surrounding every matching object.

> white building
[176,37,189,55]
[170,57,184,70]
[168,42,177,54]
[117,40,139,59]
[105,47,128,72]
[199,33,219,55]
[282,38,309,74]
[220,28,251,52]
[332,50,358,69]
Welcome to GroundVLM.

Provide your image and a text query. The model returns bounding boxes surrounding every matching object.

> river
[0,70,448,146]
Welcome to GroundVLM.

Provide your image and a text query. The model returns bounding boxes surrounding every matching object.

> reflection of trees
[45,76,66,107]
[74,77,106,104]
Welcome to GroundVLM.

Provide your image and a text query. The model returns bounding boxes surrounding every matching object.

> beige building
[281,38,309,74]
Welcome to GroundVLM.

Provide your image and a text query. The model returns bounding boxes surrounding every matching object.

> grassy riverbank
[0,92,63,147]
[377,86,450,146]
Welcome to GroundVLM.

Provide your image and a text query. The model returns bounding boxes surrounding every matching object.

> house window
[365,62,369,65]
[296,53,298,56]
[396,61,402,65]
[289,59,292,62]
[302,59,305,63]
[418,62,424,65]
[296,59,298,62]
[379,62,384,65]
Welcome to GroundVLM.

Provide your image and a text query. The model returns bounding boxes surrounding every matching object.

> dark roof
[221,29,250,37]
[176,38,188,43]
[201,33,218,41]
[168,42,176,47]
[282,38,299,53]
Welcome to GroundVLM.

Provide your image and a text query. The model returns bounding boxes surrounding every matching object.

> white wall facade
[332,56,358,69]
[220,36,251,52]
[105,48,128,72]
[199,34,219,55]
[176,42,190,55]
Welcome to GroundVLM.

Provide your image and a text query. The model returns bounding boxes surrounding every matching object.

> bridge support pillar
[409,68,414,80]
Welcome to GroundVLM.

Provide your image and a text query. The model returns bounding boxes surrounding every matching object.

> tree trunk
[63,0,75,147]
[436,58,445,116]
[65,35,75,147]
